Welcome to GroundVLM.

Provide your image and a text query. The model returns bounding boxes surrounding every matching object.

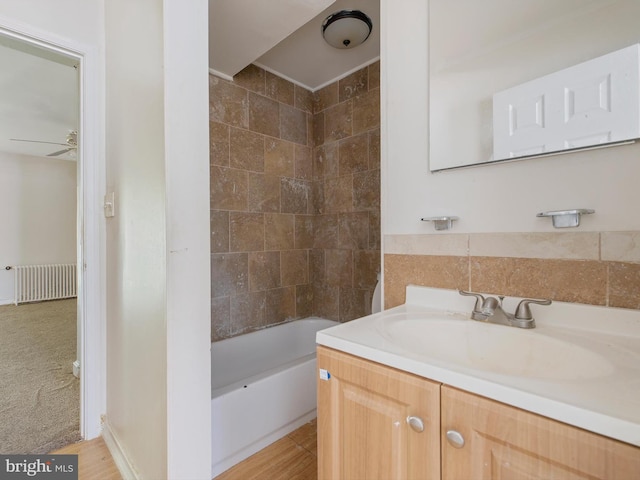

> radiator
[9,264,77,305]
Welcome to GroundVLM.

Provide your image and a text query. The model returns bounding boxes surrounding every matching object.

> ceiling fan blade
[10,138,69,146]
[47,148,74,157]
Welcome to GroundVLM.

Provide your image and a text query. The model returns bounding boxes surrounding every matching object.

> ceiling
[0,33,78,160]
[209,0,380,91]
[1,0,623,160]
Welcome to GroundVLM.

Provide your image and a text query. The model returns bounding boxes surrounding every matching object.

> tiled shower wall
[311,63,381,323]
[209,62,380,341]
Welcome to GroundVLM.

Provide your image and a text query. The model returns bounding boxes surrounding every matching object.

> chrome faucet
[458,290,551,329]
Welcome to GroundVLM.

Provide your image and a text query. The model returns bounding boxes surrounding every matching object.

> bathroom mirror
[428,0,640,171]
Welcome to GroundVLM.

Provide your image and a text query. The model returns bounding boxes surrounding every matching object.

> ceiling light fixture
[321,10,373,49]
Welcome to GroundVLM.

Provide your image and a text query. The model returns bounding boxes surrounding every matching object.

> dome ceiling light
[321,10,373,49]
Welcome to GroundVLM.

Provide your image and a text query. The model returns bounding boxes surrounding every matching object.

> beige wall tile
[265,138,294,177]
[601,232,640,263]
[338,212,370,249]
[354,249,380,289]
[312,82,338,113]
[353,169,379,211]
[209,121,229,166]
[312,111,324,147]
[294,144,313,180]
[313,214,339,249]
[265,287,296,324]
[230,291,266,335]
[324,176,353,213]
[368,128,380,170]
[313,283,340,320]
[339,133,369,174]
[469,232,599,260]
[608,262,640,309]
[294,215,314,249]
[210,165,248,211]
[384,234,469,256]
[339,68,368,102]
[265,213,295,251]
[311,180,324,215]
[209,76,248,128]
[230,212,264,252]
[339,287,369,321]
[294,85,313,113]
[470,257,607,305]
[310,249,325,284]
[233,64,265,94]
[249,251,281,291]
[281,250,309,286]
[248,173,280,213]
[368,61,380,90]
[314,143,338,179]
[369,211,380,250]
[210,210,229,253]
[295,284,314,318]
[211,296,230,341]
[280,104,308,145]
[249,92,280,138]
[326,249,353,287]
[281,178,311,214]
[353,89,380,134]
[324,100,353,142]
[211,253,249,298]
[265,71,294,106]
[384,254,469,308]
[230,128,264,172]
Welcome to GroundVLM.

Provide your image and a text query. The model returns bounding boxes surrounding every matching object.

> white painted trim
[164,1,212,477]
[102,420,139,480]
[0,16,106,441]
[379,0,388,311]
[208,67,233,82]
[254,56,382,93]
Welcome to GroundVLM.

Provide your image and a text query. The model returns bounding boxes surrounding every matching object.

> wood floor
[214,419,318,480]
[51,437,121,480]
[48,420,317,480]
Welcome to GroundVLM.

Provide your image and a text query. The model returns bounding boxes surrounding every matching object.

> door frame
[0,18,105,440]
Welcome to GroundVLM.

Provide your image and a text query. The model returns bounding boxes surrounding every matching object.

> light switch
[104,191,115,218]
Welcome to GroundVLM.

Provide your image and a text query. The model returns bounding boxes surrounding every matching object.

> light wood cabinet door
[317,346,440,480]
[441,385,640,480]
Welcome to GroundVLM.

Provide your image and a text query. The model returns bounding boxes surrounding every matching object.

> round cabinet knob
[446,429,465,448]
[406,416,424,433]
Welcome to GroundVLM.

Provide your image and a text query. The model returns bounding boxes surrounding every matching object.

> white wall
[0,153,77,303]
[0,0,103,48]
[105,0,210,478]
[382,0,640,236]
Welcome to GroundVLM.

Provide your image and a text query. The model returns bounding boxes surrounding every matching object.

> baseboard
[101,420,139,480]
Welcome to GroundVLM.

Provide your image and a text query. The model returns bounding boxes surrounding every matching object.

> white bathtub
[211,317,339,477]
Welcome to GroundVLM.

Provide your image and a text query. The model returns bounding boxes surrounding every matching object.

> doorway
[0,22,105,448]
[0,30,80,454]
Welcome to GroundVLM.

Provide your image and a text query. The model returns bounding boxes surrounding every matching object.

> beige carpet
[0,299,80,454]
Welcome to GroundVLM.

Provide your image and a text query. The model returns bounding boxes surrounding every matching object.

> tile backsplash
[384,232,640,311]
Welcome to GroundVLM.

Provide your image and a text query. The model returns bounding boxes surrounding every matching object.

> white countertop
[316,285,640,447]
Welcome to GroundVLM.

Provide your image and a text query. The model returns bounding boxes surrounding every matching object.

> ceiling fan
[10,130,77,157]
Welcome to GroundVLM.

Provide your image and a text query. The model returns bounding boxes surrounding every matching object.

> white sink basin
[377,313,615,380]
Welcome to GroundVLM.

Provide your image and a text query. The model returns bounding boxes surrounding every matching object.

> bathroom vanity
[316,286,640,479]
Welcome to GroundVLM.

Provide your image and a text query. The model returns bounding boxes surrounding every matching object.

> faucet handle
[515,298,552,320]
[458,290,485,312]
